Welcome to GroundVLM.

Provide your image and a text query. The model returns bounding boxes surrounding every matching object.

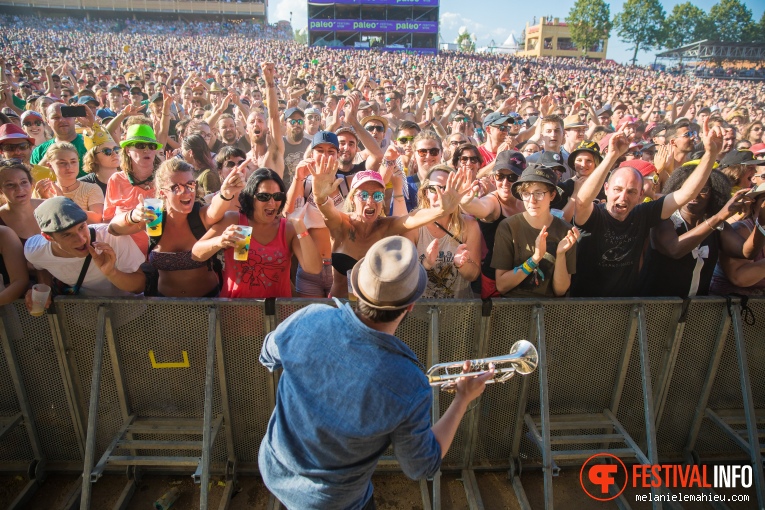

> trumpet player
[259,236,493,510]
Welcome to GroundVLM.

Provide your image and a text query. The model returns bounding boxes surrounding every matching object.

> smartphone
[61,106,86,118]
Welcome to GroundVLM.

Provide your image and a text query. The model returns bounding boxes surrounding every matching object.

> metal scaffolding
[656,39,765,61]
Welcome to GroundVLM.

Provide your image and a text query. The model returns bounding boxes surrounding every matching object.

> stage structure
[308,0,438,54]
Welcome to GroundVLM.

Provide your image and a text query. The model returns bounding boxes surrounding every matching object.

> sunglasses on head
[97,147,120,156]
[356,190,384,202]
[288,119,304,126]
[130,142,158,151]
[166,181,198,195]
[365,125,385,133]
[417,148,441,157]
[494,172,519,183]
[23,120,43,127]
[1,142,31,151]
[255,192,286,202]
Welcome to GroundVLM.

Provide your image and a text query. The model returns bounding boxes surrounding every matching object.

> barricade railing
[1,296,763,510]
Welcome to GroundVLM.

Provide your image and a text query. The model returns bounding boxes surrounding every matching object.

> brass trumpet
[426,340,538,390]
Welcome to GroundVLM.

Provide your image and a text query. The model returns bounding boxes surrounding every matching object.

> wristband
[319,196,331,207]
[126,210,136,224]
[219,192,233,201]
[393,194,405,199]
[296,231,309,240]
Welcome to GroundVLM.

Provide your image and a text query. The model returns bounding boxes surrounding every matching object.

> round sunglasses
[356,190,384,203]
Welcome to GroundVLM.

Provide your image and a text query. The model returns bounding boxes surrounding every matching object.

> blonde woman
[405,164,481,298]
[20,111,49,147]
[80,126,121,196]
[36,142,104,223]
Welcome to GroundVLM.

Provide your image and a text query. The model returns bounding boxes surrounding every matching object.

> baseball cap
[596,106,613,117]
[77,96,98,106]
[284,107,304,119]
[310,130,339,150]
[483,111,513,128]
[34,197,88,234]
[620,159,657,177]
[0,124,35,145]
[719,149,765,169]
[537,151,566,171]
[493,150,527,175]
[749,143,765,156]
[350,171,384,191]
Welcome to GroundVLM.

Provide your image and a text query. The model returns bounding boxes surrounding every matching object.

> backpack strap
[188,202,207,240]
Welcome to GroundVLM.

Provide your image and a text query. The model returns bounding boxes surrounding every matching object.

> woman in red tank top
[192,168,322,298]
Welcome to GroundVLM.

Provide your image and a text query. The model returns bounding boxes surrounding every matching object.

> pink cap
[350,171,385,191]
[0,123,35,145]
[598,133,614,152]
[617,116,639,129]
[620,159,657,177]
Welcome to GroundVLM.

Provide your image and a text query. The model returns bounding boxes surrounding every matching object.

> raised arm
[345,93,383,171]
[262,62,285,178]
[308,153,346,234]
[574,131,629,225]
[661,123,722,220]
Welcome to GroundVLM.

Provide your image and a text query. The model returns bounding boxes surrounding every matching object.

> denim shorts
[295,261,333,297]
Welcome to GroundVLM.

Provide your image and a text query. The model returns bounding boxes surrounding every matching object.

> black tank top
[478,194,507,281]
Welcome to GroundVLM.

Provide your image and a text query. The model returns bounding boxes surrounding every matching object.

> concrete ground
[0,468,760,509]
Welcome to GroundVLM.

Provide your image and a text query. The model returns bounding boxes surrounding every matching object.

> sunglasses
[356,190,384,202]
[385,97,394,102]
[0,158,24,167]
[677,131,698,139]
[306,115,321,121]
[493,125,509,132]
[23,120,43,127]
[417,148,441,157]
[165,181,198,195]
[288,119,304,126]
[647,174,660,185]
[255,192,286,202]
[459,156,480,164]
[425,184,447,194]
[494,172,519,183]
[754,172,765,180]
[97,147,120,156]
[397,136,415,144]
[453,118,469,123]
[224,160,243,168]
[0,142,31,151]
[130,142,158,151]
[365,125,385,133]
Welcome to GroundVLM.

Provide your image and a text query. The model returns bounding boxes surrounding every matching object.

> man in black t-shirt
[571,125,723,297]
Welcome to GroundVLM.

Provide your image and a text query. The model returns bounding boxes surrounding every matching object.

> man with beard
[212,113,251,153]
[282,107,311,190]
[245,62,284,181]
[383,90,415,132]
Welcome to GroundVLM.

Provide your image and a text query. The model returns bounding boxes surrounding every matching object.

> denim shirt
[259,300,441,510]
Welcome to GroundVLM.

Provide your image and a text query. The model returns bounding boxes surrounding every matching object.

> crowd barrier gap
[1,296,764,510]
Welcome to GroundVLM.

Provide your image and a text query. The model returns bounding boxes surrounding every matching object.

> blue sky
[269,0,764,65]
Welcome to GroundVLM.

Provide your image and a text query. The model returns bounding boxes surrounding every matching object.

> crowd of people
[1,12,765,310]
[4,13,765,510]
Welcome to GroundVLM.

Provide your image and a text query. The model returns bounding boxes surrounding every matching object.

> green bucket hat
[120,124,163,150]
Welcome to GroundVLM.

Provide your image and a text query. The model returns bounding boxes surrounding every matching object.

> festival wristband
[296,231,309,240]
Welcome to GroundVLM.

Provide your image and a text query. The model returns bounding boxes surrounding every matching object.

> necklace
[61,181,79,192]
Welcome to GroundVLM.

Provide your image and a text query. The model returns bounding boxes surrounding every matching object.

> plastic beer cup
[30,284,51,317]
[144,198,163,237]
[234,226,252,261]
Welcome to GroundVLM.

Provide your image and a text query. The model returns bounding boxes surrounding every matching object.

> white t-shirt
[25,223,144,297]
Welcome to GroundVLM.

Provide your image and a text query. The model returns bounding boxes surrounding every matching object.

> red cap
[0,123,35,145]
[751,143,765,156]
[620,159,657,177]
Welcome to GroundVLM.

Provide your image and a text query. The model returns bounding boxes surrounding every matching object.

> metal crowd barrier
[0,296,764,510]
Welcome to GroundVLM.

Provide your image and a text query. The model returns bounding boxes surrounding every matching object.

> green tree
[756,11,765,42]
[663,3,711,49]
[708,0,754,42]
[614,0,666,65]
[455,28,476,52]
[294,27,308,45]
[566,0,612,57]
